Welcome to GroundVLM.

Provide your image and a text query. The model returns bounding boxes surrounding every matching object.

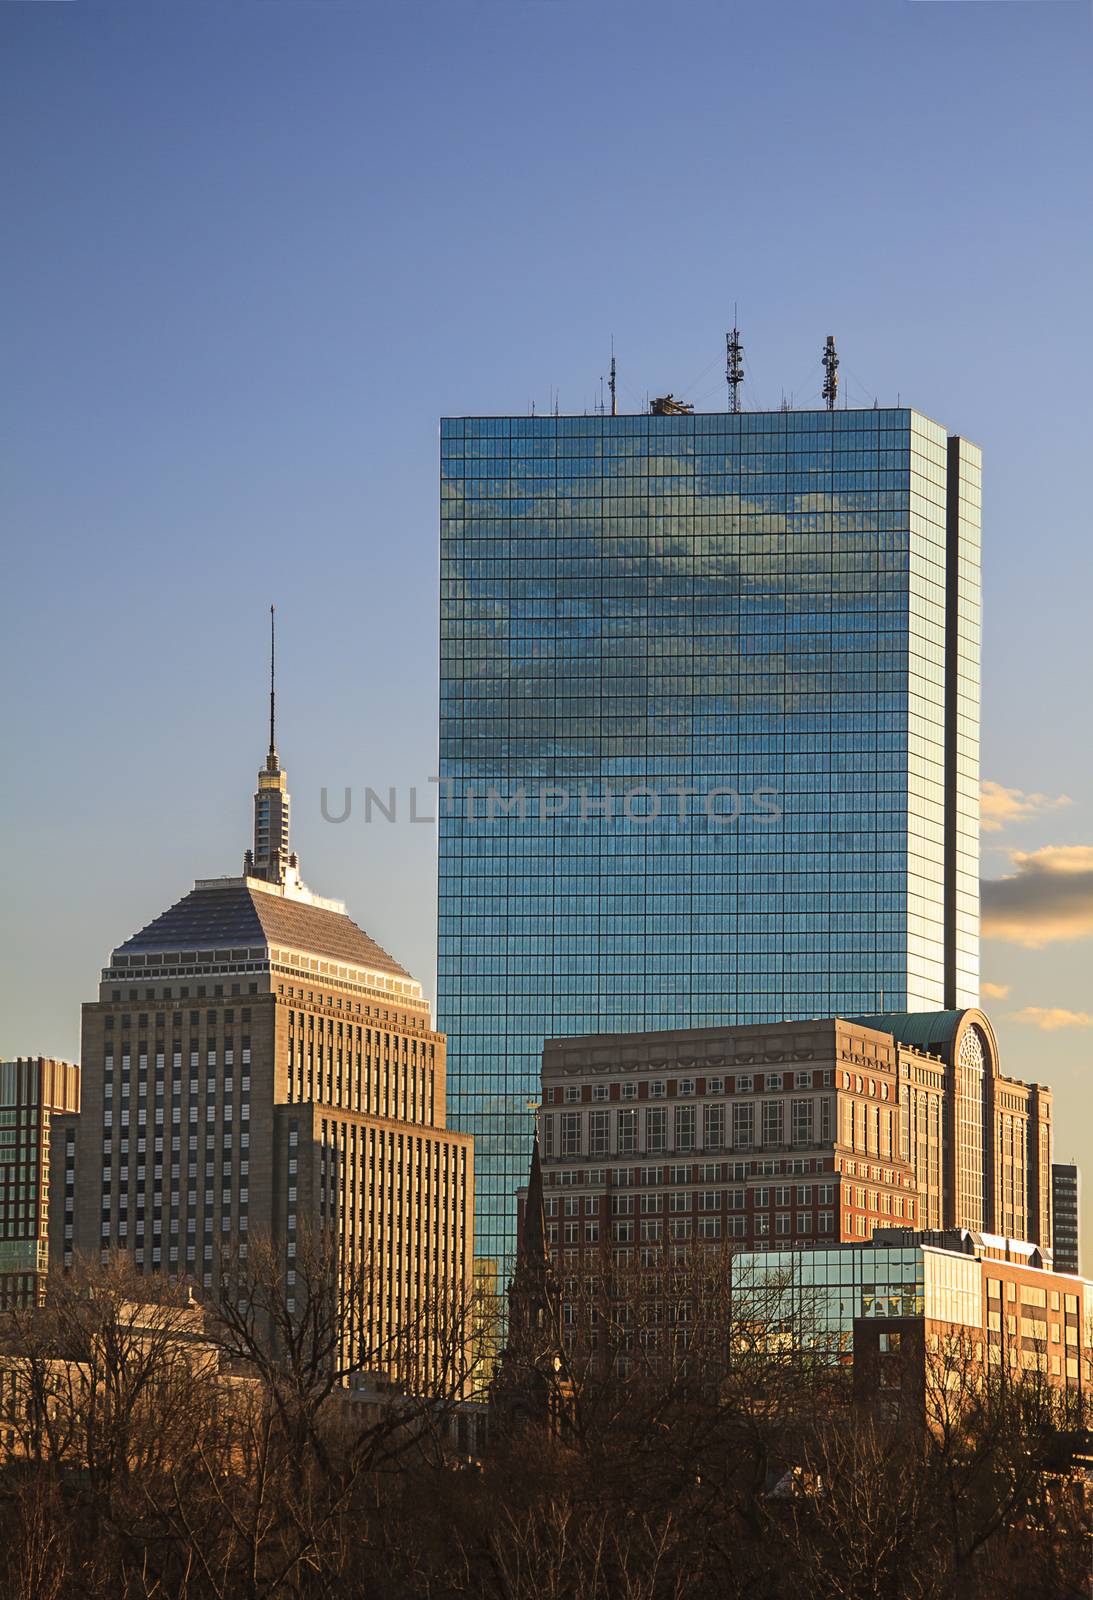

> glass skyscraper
[438,406,981,1273]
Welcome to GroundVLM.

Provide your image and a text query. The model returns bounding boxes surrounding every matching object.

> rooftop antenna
[609,337,617,417]
[726,311,744,413]
[268,603,277,759]
[822,335,839,411]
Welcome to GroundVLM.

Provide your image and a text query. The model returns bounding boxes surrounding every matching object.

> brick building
[846,1230,1092,1414]
[531,1012,1052,1290]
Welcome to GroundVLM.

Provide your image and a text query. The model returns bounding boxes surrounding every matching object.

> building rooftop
[849,1011,967,1052]
[113,879,410,980]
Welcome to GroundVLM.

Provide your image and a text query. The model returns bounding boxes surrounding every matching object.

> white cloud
[1008,1007,1093,1033]
[980,781,1072,834]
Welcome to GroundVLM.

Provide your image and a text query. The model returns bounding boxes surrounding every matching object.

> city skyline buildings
[5,0,1092,1298]
[439,403,982,1275]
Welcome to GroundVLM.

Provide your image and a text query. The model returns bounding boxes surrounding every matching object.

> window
[561,1114,581,1157]
[795,1071,812,1089]
[589,1110,609,1158]
[675,1105,695,1152]
[648,1081,666,1099]
[564,1086,581,1104]
[762,1100,784,1147]
[791,1099,813,1146]
[774,1186,790,1206]
[699,1217,721,1239]
[617,1107,637,1154]
[591,1084,609,1103]
[706,1076,724,1094]
[620,1081,637,1101]
[732,1102,753,1148]
[678,1078,695,1097]
[704,1103,725,1150]
[646,1108,667,1153]
[735,1074,753,1093]
[776,1213,791,1235]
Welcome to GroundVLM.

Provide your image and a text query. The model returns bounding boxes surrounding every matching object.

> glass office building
[439,407,981,1273]
[731,1240,984,1353]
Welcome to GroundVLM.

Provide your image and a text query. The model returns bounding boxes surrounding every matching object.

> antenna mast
[726,314,744,413]
[822,335,839,411]
[609,339,617,417]
[269,603,276,758]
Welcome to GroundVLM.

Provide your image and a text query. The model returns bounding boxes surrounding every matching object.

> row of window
[544,1098,834,1158]
[556,1070,828,1102]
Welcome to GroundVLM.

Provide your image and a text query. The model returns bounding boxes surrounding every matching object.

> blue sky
[3,1,1092,1252]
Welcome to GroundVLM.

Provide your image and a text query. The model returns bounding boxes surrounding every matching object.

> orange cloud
[981,982,1010,999]
[1008,1007,1093,1032]
[980,781,1071,834]
[982,845,1093,947]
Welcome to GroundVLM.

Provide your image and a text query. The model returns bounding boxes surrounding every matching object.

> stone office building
[65,720,473,1392]
[532,1010,1051,1291]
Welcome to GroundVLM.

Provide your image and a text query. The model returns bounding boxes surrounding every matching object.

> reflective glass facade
[733,1242,983,1351]
[439,408,981,1273]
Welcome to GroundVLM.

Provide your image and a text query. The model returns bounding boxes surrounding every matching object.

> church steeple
[490,1133,572,1438]
[244,605,299,888]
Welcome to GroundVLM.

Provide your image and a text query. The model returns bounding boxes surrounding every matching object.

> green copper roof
[849,1010,969,1053]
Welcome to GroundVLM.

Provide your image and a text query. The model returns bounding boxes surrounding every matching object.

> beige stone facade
[0,1058,80,1306]
[65,744,473,1390]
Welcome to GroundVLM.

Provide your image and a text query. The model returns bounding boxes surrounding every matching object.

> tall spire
[245,604,300,889]
[268,602,277,769]
[521,1133,549,1268]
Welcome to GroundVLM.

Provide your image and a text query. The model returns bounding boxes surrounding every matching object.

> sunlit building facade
[70,728,473,1391]
[0,1057,80,1306]
[531,1008,1051,1286]
[439,407,981,1273]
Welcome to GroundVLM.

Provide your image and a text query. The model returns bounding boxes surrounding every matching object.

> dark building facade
[69,726,473,1391]
[1052,1163,1081,1275]
[439,405,982,1276]
[0,1057,80,1305]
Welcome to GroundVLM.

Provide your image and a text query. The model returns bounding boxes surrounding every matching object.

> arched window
[956,1026,988,1230]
